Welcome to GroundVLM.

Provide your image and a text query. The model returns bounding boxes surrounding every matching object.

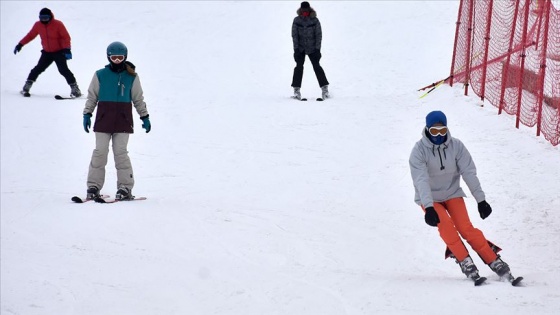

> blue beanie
[426,111,447,128]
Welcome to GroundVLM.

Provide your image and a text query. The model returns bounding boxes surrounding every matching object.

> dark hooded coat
[292,7,322,54]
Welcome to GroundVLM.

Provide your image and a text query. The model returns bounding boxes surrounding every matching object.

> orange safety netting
[450,0,559,146]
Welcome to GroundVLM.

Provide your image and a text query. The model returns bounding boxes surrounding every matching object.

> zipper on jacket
[118,74,125,97]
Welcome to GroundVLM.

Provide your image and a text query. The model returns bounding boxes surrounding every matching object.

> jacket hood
[39,8,55,20]
[296,7,317,18]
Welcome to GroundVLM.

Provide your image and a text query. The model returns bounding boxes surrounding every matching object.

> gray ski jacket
[409,129,486,208]
[292,8,322,54]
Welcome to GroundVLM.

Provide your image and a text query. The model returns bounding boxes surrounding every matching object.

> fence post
[480,0,494,102]
[515,0,532,129]
[464,0,475,96]
[449,0,465,87]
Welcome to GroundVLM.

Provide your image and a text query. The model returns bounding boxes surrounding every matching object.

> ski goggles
[39,15,51,22]
[427,126,448,136]
[109,55,125,63]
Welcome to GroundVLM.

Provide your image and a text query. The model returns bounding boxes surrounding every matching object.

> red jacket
[19,16,71,52]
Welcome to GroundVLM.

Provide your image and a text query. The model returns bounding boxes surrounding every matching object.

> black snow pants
[291,50,329,88]
[27,50,77,84]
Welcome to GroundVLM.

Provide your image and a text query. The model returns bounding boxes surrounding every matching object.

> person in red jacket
[13,8,81,97]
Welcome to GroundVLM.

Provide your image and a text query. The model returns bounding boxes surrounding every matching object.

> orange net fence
[450,0,559,146]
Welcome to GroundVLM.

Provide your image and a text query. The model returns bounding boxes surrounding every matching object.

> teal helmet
[106,41,128,57]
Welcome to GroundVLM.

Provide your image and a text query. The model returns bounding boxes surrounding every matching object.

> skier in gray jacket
[409,110,516,282]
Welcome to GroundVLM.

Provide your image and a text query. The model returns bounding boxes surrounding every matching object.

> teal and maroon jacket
[83,63,149,134]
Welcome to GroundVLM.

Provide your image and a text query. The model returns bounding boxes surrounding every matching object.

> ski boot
[321,85,329,99]
[86,186,100,200]
[489,256,510,277]
[293,87,302,100]
[70,83,82,97]
[21,80,33,96]
[489,256,523,286]
[456,255,487,286]
[115,186,133,201]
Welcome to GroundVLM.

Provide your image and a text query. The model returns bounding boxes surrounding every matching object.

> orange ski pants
[424,197,498,264]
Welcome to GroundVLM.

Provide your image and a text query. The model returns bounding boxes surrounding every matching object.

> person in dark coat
[13,8,81,97]
[82,41,151,201]
[291,1,330,100]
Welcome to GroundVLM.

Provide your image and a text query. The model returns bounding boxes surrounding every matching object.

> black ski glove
[478,200,492,219]
[424,206,440,227]
[14,43,23,55]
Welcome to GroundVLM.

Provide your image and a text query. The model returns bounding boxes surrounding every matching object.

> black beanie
[301,2,310,9]
[39,8,52,17]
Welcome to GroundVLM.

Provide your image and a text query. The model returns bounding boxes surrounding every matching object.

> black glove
[478,200,492,219]
[14,43,23,55]
[424,206,440,227]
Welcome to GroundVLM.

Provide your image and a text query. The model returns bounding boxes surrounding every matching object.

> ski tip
[316,98,324,101]
[301,98,308,101]
[71,196,84,203]
[474,276,487,286]
[511,276,524,286]
[55,95,64,100]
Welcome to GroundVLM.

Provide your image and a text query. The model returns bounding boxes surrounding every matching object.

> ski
[71,195,110,203]
[94,196,147,204]
[19,92,78,99]
[55,95,78,100]
[291,96,307,101]
[316,97,324,101]
[472,276,487,286]
[505,273,523,286]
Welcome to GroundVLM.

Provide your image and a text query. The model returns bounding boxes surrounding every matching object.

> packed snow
[1,1,559,314]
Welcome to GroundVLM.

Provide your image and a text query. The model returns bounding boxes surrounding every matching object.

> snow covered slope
[1,1,559,314]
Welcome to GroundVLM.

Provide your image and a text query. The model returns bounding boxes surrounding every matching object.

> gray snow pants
[87,132,134,191]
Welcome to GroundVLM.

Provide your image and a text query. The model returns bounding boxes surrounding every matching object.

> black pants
[27,50,77,84]
[291,50,329,88]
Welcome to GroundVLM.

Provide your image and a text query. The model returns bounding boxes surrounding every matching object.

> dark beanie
[39,8,52,17]
[425,111,447,128]
[301,2,310,9]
